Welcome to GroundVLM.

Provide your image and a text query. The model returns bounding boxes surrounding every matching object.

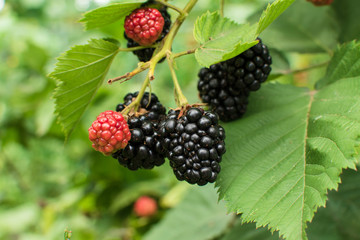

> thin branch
[167,54,188,108]
[118,45,156,52]
[220,0,225,17]
[108,62,150,84]
[155,0,186,15]
[172,48,196,59]
[278,61,329,75]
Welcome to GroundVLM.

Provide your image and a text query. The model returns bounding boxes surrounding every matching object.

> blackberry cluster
[112,92,166,170]
[198,39,272,122]
[159,108,226,186]
[125,6,171,62]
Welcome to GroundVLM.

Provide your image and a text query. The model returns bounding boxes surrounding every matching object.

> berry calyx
[112,92,167,170]
[134,196,158,217]
[124,7,165,46]
[88,110,131,155]
[307,0,333,6]
[159,108,226,186]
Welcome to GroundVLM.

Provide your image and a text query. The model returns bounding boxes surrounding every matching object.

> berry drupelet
[125,7,171,62]
[197,38,272,122]
[112,92,167,170]
[159,108,226,186]
[88,110,131,155]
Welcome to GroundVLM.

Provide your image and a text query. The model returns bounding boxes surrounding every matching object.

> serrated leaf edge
[49,39,119,141]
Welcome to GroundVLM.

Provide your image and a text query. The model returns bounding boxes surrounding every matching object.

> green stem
[220,0,225,17]
[278,61,329,75]
[121,74,151,115]
[155,0,186,15]
[115,0,198,113]
[167,57,188,108]
[148,0,198,80]
[172,48,196,59]
[118,45,156,52]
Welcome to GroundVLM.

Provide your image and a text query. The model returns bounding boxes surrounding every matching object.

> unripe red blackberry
[112,92,167,170]
[134,196,157,217]
[307,0,333,6]
[197,38,272,122]
[125,6,171,62]
[159,108,226,186]
[88,110,131,155]
[124,7,164,46]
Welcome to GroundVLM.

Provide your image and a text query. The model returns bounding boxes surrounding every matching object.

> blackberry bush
[50,0,360,239]
[159,108,226,186]
[197,39,272,122]
[112,92,167,170]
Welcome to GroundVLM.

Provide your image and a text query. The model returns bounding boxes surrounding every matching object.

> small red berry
[88,110,131,155]
[307,0,333,6]
[133,196,157,217]
[124,7,165,46]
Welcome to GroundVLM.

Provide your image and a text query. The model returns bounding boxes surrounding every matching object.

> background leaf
[256,0,295,35]
[221,219,280,240]
[144,185,234,240]
[308,169,360,240]
[316,41,360,89]
[255,0,339,53]
[216,77,360,240]
[50,39,119,140]
[332,0,360,43]
[194,0,297,68]
[80,2,144,30]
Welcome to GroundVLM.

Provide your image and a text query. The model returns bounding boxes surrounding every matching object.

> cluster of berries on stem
[88,0,275,186]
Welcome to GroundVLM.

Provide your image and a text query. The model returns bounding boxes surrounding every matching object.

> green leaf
[80,2,144,30]
[50,39,119,140]
[332,0,360,43]
[193,0,296,68]
[316,41,360,89]
[308,169,360,240]
[144,185,233,240]
[194,11,258,67]
[217,78,360,240]
[255,0,339,53]
[256,0,295,35]
[221,219,279,240]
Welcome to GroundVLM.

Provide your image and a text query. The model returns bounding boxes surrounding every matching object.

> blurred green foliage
[0,0,357,239]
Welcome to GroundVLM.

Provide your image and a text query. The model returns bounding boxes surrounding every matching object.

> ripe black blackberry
[124,6,171,62]
[197,38,272,122]
[112,92,166,170]
[159,108,226,186]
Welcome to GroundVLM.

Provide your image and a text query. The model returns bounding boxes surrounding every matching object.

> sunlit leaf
[50,39,119,139]
[217,78,360,240]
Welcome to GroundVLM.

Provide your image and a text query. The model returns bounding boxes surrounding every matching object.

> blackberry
[125,6,171,62]
[112,92,166,170]
[159,108,226,186]
[197,39,272,122]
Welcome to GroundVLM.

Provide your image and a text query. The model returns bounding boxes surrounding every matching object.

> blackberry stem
[278,61,329,76]
[111,0,198,112]
[220,0,225,17]
[172,48,196,59]
[108,62,150,84]
[167,55,189,108]
[121,74,151,115]
[117,45,157,52]
[155,0,186,15]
